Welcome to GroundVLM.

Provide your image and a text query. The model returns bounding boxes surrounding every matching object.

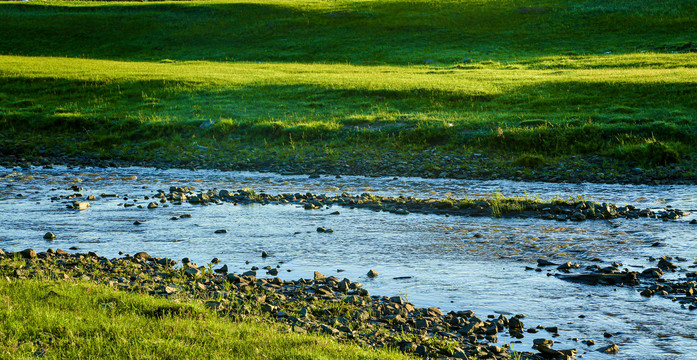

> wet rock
[214,229,228,234]
[509,317,524,331]
[261,251,269,258]
[533,338,554,348]
[43,232,56,240]
[72,202,90,210]
[537,259,557,266]
[556,272,638,286]
[690,219,697,224]
[570,212,586,221]
[133,220,143,225]
[214,264,228,274]
[536,344,563,358]
[211,257,221,264]
[367,269,379,278]
[557,262,579,271]
[147,202,158,209]
[657,258,677,271]
[640,268,663,278]
[598,344,619,354]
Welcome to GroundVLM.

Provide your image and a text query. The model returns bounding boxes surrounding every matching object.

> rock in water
[73,202,90,210]
[367,269,379,278]
[598,344,619,354]
[43,232,56,240]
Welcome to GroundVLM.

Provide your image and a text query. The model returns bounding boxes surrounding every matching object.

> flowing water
[1,165,696,359]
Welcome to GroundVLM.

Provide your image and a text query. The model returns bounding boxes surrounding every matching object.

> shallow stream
[1,165,696,359]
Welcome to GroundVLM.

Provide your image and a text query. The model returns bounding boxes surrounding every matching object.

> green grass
[0,0,696,178]
[0,277,412,359]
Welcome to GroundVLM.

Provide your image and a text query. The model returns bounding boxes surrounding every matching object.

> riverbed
[1,165,696,359]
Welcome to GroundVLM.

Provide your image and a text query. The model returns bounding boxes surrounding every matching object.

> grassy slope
[0,0,696,178]
[0,277,412,360]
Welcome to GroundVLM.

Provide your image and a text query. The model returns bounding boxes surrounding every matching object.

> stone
[598,344,619,354]
[556,272,638,286]
[389,296,404,304]
[268,268,278,276]
[641,268,663,278]
[214,264,229,274]
[261,251,269,258]
[570,211,586,221]
[73,202,90,210]
[657,258,677,271]
[367,269,379,278]
[533,338,554,348]
[133,252,151,260]
[184,268,201,278]
[147,202,158,209]
[536,345,563,357]
[314,271,327,282]
[509,317,524,331]
[214,229,228,234]
[211,257,221,264]
[20,248,37,259]
[43,232,56,240]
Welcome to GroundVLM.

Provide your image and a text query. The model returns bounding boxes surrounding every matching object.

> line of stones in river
[0,248,594,360]
[148,186,689,222]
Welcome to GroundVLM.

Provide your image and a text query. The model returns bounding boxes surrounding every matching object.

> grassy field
[0,277,412,359]
[0,0,696,181]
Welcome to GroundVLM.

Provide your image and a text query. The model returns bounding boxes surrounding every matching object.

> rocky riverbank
[0,248,586,360]
[0,148,695,186]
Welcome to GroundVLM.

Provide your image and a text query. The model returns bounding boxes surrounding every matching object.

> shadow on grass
[1,0,696,63]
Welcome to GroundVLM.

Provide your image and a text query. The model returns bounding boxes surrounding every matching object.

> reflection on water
[1,165,696,359]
